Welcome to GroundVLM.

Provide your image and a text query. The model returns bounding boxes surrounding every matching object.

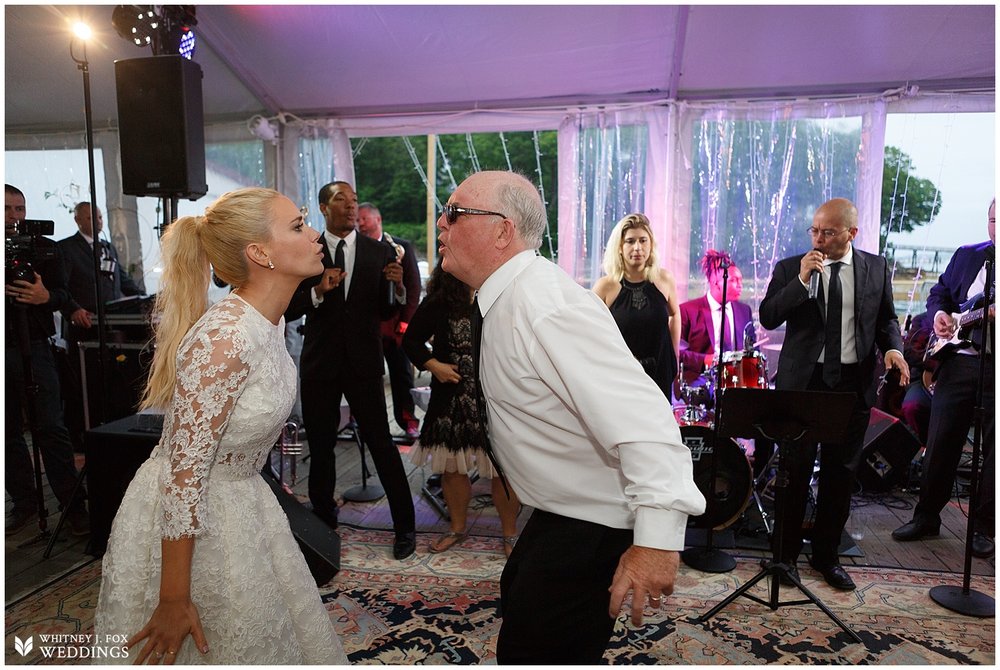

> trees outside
[881,146,941,251]
[351,132,558,261]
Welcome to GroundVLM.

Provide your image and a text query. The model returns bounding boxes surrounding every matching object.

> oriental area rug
[6,526,995,665]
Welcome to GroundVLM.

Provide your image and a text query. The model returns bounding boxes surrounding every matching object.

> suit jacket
[286,233,399,380]
[759,246,903,408]
[58,232,142,321]
[678,295,754,379]
[926,240,993,320]
[380,233,422,337]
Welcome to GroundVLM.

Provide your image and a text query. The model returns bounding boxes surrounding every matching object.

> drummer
[679,250,772,479]
[679,250,755,384]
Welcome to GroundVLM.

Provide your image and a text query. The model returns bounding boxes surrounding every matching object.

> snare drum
[719,350,768,389]
[680,424,752,530]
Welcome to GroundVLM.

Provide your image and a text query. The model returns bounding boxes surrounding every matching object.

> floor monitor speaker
[261,468,341,586]
[115,56,207,199]
[858,408,921,492]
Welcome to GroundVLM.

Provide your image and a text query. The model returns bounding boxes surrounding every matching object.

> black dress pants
[777,364,870,567]
[914,354,994,535]
[497,509,633,664]
[301,373,415,532]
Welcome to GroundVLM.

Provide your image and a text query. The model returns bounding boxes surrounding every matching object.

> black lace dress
[609,278,677,401]
[402,296,496,476]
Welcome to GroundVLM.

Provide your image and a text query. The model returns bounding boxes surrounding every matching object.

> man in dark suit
[679,250,754,385]
[358,202,422,440]
[286,181,417,560]
[759,197,908,590]
[58,202,143,448]
[893,198,995,558]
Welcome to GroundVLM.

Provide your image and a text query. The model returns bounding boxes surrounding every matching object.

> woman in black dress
[403,262,521,556]
[592,213,680,400]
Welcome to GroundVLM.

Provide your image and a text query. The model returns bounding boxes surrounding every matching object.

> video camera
[6,219,57,285]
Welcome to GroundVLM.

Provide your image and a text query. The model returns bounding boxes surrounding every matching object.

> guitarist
[893,199,995,558]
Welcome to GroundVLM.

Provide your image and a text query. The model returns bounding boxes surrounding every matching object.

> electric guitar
[924,296,993,362]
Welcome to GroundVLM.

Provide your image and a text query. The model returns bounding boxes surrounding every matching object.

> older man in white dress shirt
[436,171,705,664]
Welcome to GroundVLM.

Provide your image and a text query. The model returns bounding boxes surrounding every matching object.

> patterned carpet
[5,526,996,664]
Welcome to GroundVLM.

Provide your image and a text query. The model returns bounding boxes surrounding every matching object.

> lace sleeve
[159,322,252,539]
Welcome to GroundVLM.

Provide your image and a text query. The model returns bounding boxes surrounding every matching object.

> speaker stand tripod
[693,388,864,645]
[340,418,385,502]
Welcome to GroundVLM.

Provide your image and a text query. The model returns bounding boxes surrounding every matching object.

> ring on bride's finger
[155,651,164,658]
[166,651,176,655]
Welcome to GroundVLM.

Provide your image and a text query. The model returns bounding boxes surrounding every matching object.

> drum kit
[675,348,773,533]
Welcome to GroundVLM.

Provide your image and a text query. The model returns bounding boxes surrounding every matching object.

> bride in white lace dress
[94,189,348,664]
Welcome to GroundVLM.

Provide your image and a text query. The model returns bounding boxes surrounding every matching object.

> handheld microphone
[807,249,821,300]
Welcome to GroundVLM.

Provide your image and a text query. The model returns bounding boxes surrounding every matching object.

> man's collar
[80,231,94,245]
[325,228,357,246]
[477,250,537,317]
[706,292,734,311]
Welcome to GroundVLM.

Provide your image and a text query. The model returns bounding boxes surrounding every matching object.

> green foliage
[351,131,559,261]
[881,146,941,250]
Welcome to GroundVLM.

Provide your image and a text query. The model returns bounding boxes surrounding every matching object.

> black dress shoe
[810,561,856,591]
[892,518,941,542]
[393,531,417,560]
[972,532,995,558]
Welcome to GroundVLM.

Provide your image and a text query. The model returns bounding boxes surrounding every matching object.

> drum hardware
[682,425,753,530]
[270,421,303,494]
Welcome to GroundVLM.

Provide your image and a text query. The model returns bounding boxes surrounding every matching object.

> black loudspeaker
[858,408,922,492]
[261,469,341,586]
[115,56,208,199]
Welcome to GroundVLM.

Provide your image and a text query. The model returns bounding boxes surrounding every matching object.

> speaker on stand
[114,55,208,202]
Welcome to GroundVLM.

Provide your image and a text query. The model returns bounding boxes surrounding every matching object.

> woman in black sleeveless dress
[593,213,680,401]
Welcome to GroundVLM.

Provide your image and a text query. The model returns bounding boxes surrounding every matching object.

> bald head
[811,197,858,260]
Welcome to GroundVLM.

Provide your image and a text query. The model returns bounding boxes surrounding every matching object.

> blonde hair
[141,187,282,409]
[601,213,659,282]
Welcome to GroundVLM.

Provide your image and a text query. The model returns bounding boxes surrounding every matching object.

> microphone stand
[682,261,736,573]
[929,255,994,617]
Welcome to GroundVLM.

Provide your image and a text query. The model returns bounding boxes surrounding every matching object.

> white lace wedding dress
[94,294,348,665]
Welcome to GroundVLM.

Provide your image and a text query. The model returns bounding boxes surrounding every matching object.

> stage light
[111,5,196,57]
[112,5,155,48]
[72,22,92,40]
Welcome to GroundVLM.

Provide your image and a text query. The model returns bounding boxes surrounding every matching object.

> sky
[884,112,995,250]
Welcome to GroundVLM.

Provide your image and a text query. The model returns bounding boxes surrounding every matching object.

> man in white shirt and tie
[436,170,705,664]
[759,197,908,591]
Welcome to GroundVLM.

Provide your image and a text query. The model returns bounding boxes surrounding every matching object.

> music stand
[693,388,864,644]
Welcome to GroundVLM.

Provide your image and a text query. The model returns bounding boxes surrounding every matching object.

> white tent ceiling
[5,4,995,135]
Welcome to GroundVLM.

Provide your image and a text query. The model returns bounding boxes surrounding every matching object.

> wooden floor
[6,369,994,608]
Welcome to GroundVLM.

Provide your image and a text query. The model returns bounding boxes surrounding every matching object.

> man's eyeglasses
[442,204,507,225]
[806,226,850,239]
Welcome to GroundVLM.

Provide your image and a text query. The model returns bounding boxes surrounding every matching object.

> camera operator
[5,184,89,537]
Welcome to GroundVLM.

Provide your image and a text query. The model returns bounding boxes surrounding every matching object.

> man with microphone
[759,197,907,590]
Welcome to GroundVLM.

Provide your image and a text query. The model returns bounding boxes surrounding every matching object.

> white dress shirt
[705,292,736,350]
[816,244,858,364]
[313,229,357,305]
[476,250,706,551]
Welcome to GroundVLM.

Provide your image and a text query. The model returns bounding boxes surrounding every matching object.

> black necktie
[470,295,511,499]
[332,240,346,303]
[823,262,843,387]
